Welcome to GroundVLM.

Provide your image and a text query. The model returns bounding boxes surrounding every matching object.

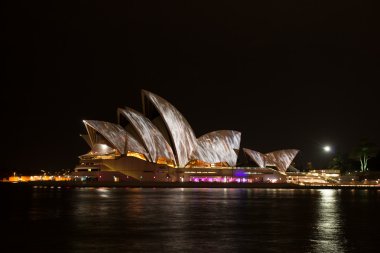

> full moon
[323,146,331,152]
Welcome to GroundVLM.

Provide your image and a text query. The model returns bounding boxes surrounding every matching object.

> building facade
[74,90,298,182]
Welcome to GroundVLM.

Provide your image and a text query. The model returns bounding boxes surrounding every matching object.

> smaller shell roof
[191,130,241,166]
[243,148,299,173]
[83,120,149,158]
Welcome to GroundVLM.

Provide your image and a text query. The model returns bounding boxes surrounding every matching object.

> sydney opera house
[74,90,299,183]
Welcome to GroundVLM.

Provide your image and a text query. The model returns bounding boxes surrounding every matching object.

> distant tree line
[328,139,379,172]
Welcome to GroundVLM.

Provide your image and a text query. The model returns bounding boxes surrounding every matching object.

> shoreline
[1,181,379,190]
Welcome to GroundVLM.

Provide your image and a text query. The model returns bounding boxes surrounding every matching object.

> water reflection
[311,189,346,252]
[2,186,380,252]
[96,187,110,198]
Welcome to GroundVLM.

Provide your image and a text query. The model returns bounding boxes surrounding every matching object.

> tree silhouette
[349,139,378,172]
[328,152,349,171]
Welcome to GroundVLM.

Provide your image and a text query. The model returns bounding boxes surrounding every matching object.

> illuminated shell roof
[83,120,149,158]
[243,148,266,168]
[191,130,241,166]
[243,148,299,173]
[118,107,176,164]
[142,90,197,167]
[265,149,299,173]
[80,90,300,170]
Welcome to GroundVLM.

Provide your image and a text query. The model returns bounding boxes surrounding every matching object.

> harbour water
[1,185,379,252]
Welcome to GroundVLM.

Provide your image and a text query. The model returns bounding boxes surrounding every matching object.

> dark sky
[2,0,379,174]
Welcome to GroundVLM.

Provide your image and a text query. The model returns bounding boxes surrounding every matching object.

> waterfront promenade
[1,181,379,190]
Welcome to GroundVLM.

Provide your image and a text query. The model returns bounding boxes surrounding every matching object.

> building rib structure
[118,107,176,165]
[142,90,198,167]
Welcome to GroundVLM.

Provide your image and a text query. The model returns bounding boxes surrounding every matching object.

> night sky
[2,1,379,175]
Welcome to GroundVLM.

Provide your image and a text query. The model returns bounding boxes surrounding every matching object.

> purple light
[234,169,247,177]
[189,176,253,183]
